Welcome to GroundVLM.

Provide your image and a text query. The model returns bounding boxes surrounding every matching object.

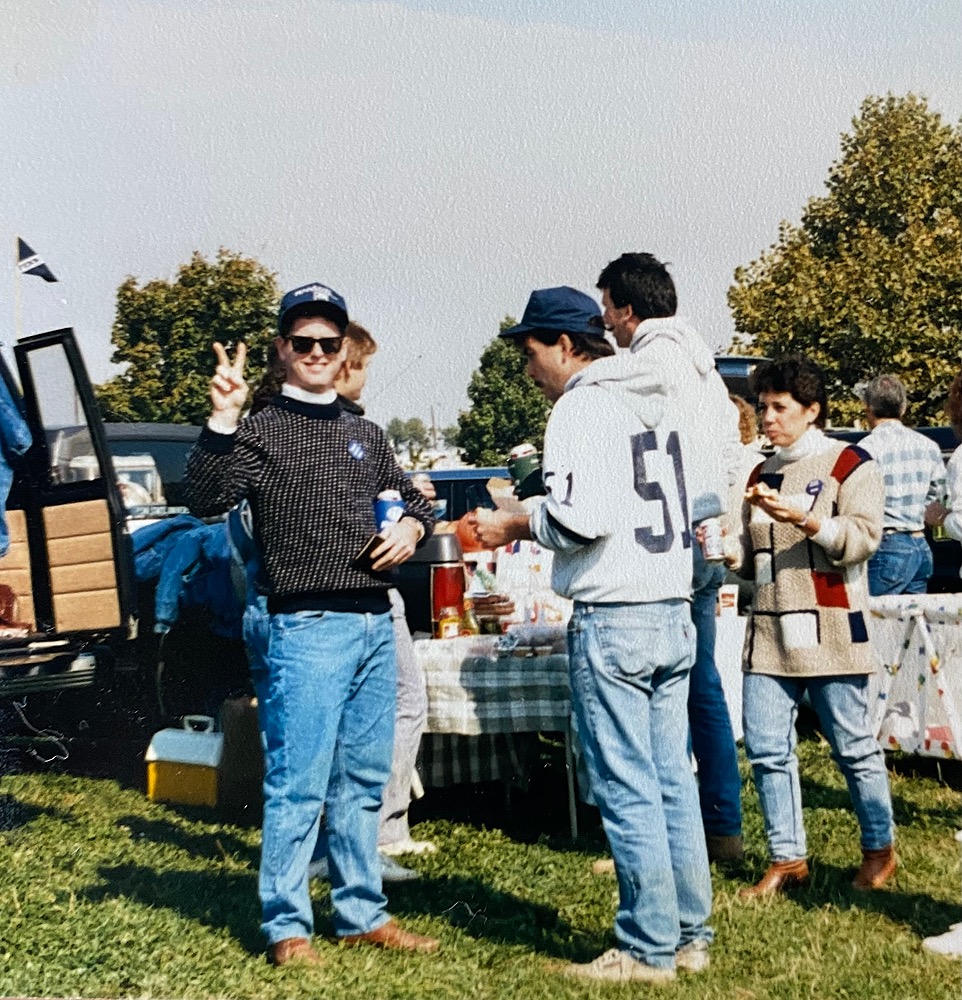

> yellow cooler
[145,715,223,807]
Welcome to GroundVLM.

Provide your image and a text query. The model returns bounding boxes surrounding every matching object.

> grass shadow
[0,791,49,833]
[383,873,590,959]
[84,863,264,955]
[85,862,586,961]
[120,813,258,868]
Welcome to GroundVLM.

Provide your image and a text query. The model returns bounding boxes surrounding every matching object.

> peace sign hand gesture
[208,341,248,432]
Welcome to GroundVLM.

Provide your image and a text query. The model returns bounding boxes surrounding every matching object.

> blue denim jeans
[867,531,933,596]
[248,607,396,944]
[742,672,894,860]
[690,548,742,837]
[568,600,712,969]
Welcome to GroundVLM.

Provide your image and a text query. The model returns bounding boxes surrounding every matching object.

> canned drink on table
[699,516,725,562]
[374,490,406,532]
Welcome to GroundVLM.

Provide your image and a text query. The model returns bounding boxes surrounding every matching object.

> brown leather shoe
[852,845,896,889]
[341,918,439,954]
[738,859,810,898]
[270,937,324,967]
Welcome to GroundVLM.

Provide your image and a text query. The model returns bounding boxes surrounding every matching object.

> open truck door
[0,328,136,697]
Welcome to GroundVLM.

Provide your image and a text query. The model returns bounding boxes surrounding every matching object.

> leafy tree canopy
[96,248,279,424]
[386,416,430,452]
[456,318,550,466]
[728,93,962,426]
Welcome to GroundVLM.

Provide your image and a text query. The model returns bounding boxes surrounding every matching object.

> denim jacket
[0,369,32,557]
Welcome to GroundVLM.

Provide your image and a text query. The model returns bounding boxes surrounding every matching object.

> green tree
[96,248,279,424]
[456,318,550,466]
[384,416,434,468]
[385,417,429,452]
[728,93,962,425]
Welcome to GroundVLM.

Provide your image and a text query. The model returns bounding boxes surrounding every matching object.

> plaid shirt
[860,421,945,531]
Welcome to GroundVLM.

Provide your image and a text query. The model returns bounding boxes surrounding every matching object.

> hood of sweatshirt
[565,350,668,429]
[629,315,716,378]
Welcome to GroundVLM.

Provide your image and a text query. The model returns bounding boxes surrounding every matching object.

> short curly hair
[750,355,829,428]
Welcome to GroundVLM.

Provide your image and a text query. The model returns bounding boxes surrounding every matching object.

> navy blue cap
[278,282,349,335]
[500,286,604,339]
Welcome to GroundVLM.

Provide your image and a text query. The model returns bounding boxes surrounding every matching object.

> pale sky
[1,0,960,430]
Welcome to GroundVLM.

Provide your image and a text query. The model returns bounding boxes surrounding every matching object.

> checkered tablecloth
[413,635,571,788]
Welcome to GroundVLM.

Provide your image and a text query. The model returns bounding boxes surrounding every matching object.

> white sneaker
[675,939,711,973]
[922,923,962,959]
[379,838,437,857]
[562,948,676,984]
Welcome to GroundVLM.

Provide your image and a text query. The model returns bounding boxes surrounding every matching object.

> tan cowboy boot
[738,859,810,898]
[852,845,896,889]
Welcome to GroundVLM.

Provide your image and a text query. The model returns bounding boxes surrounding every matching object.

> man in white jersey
[472,286,713,984]
[596,252,744,863]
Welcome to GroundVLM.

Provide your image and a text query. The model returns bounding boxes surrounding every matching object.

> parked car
[103,423,201,508]
[715,354,768,404]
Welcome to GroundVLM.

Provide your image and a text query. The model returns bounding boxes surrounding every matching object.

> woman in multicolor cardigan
[733,356,896,898]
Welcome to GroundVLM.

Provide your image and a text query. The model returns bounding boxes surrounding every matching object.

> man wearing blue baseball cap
[185,282,438,965]
[474,285,714,984]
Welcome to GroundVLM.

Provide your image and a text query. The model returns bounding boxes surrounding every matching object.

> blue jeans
[249,607,396,944]
[868,531,933,595]
[742,672,894,860]
[690,548,742,837]
[568,600,712,969]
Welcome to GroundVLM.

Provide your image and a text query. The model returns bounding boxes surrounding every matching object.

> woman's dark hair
[249,341,285,415]
[946,372,962,430]
[750,355,829,428]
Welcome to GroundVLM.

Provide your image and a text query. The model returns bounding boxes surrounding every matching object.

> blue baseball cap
[499,286,605,340]
[278,282,349,336]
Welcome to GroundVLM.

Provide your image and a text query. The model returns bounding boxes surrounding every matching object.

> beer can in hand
[699,516,725,562]
[375,490,406,532]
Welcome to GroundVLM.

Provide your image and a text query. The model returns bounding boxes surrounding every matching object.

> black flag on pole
[16,238,58,282]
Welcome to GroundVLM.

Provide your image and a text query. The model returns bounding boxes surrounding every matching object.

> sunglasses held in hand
[285,334,345,355]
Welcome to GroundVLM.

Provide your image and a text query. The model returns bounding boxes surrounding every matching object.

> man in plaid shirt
[859,374,944,595]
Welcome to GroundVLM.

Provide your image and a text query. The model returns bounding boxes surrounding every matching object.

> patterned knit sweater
[185,395,434,606]
[739,430,883,677]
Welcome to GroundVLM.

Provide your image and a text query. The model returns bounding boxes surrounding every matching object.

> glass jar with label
[459,597,480,636]
[436,605,462,639]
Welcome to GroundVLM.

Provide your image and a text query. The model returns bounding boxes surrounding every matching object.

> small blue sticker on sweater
[348,440,365,460]
[806,479,824,497]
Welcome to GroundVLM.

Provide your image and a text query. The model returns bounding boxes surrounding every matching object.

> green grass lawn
[0,735,960,999]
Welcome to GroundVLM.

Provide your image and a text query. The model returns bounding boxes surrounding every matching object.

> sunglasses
[285,334,345,355]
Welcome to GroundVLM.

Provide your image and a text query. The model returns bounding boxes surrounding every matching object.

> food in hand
[745,482,779,504]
